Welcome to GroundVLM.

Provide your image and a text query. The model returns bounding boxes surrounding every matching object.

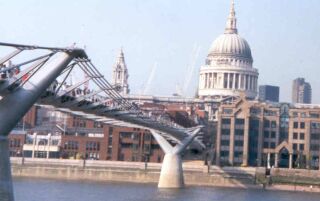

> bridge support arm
[150,127,201,188]
[0,137,14,201]
[0,52,77,136]
[0,51,81,201]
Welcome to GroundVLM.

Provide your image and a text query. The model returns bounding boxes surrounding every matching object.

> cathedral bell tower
[112,48,130,96]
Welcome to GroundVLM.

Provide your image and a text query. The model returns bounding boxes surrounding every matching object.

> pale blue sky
[1,0,320,103]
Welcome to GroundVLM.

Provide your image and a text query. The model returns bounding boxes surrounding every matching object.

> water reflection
[155,189,186,200]
[13,178,320,201]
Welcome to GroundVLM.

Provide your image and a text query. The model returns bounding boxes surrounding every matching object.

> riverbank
[10,157,320,193]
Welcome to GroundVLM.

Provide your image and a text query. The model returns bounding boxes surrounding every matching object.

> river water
[13,178,319,201]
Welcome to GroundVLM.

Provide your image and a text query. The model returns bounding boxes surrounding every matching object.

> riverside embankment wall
[10,158,257,187]
[10,157,320,193]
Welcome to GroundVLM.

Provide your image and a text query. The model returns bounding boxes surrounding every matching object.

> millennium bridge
[0,42,204,201]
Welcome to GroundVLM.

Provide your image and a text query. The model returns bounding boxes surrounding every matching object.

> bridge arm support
[0,137,14,201]
[0,51,81,201]
[150,127,201,188]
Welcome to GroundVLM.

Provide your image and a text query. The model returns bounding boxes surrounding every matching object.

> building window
[132,143,139,152]
[271,121,276,128]
[221,151,229,157]
[235,129,244,136]
[264,131,269,138]
[108,127,113,157]
[235,140,243,147]
[300,122,305,129]
[143,144,150,153]
[250,108,261,115]
[264,120,270,128]
[51,140,59,146]
[132,133,139,141]
[299,144,304,151]
[221,129,230,135]
[310,113,320,118]
[221,140,230,146]
[311,122,320,129]
[144,133,151,141]
[120,143,131,148]
[294,122,299,129]
[300,133,305,140]
[293,132,298,140]
[235,119,244,124]
[263,142,269,148]
[293,143,298,150]
[86,141,100,151]
[270,131,276,138]
[311,144,319,151]
[223,109,233,114]
[270,142,275,149]
[65,141,79,150]
[108,134,113,145]
[234,151,243,157]
[311,133,320,140]
[10,139,21,148]
[222,118,231,124]
[94,121,103,128]
[109,127,113,134]
[107,147,112,155]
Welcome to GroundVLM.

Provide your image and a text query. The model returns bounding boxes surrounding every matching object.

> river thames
[13,178,320,201]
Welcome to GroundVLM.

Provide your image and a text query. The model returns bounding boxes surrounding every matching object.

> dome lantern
[225,0,237,34]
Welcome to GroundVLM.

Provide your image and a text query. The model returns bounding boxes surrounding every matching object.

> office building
[259,85,279,102]
[292,78,312,104]
[216,97,320,169]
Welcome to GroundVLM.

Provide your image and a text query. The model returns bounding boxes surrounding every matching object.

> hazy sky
[1,0,320,103]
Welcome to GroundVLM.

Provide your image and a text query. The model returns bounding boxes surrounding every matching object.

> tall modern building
[198,1,259,99]
[292,78,312,104]
[259,85,279,102]
[112,48,130,96]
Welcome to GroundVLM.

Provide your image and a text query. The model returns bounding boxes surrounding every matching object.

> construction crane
[182,43,201,96]
[142,62,157,95]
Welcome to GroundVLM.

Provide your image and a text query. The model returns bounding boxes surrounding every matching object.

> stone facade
[216,97,320,170]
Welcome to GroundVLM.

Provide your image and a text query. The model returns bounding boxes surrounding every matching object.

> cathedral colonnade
[199,72,258,92]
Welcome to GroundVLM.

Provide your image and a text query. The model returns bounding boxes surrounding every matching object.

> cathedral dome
[198,0,259,100]
[208,33,252,61]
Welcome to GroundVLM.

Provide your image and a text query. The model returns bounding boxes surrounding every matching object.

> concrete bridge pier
[150,127,201,188]
[0,137,14,201]
[158,153,184,188]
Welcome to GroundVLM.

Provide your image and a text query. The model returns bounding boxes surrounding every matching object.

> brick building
[8,131,26,157]
[9,103,202,163]
[59,126,164,162]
